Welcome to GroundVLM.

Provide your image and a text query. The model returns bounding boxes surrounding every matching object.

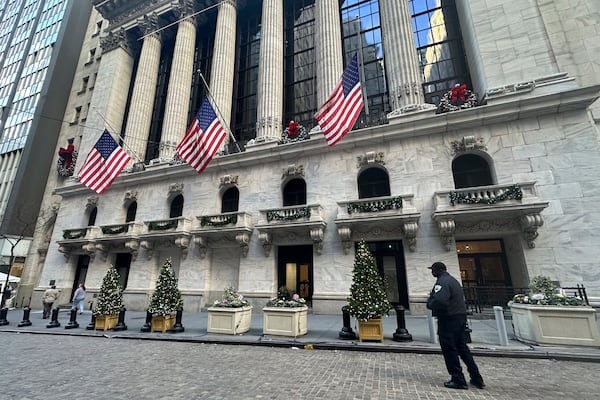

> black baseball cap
[428,262,447,271]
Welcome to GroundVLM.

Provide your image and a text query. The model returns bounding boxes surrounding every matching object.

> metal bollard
[86,313,96,330]
[169,308,184,333]
[338,305,356,339]
[140,310,152,332]
[18,306,32,327]
[46,308,60,328]
[493,306,509,346]
[0,307,9,326]
[392,305,413,342]
[426,309,438,344]
[65,309,79,329]
[113,307,128,331]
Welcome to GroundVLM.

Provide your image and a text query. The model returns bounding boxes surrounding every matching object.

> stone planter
[262,306,308,337]
[207,306,252,335]
[151,314,176,333]
[358,318,384,342]
[510,303,600,347]
[95,314,118,331]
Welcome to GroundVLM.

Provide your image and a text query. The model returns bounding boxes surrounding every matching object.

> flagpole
[92,107,144,163]
[198,72,242,153]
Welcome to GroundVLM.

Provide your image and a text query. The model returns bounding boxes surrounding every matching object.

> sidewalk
[2,307,599,362]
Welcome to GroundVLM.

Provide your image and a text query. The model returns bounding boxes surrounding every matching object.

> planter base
[358,318,384,342]
[263,306,308,337]
[151,314,176,333]
[207,306,252,335]
[95,314,118,331]
[510,303,600,347]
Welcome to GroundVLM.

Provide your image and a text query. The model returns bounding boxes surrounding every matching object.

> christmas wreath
[280,120,310,144]
[436,83,479,114]
[57,150,77,177]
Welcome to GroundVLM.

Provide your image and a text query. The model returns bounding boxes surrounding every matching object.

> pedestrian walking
[72,283,86,314]
[41,285,60,319]
[426,261,485,390]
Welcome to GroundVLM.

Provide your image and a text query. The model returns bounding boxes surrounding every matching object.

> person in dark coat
[426,261,485,390]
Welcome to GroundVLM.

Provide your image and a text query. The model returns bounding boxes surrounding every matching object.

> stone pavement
[1,307,599,362]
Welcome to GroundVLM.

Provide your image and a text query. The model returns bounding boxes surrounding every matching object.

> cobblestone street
[3,332,597,399]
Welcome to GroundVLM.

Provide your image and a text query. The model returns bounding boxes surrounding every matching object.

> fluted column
[159,6,196,159]
[379,0,434,117]
[76,29,134,174]
[210,0,237,144]
[315,0,344,106]
[255,0,284,142]
[124,14,161,163]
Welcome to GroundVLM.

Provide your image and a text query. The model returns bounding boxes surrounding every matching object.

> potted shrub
[509,275,600,347]
[93,265,123,331]
[147,258,183,333]
[347,241,391,342]
[207,287,252,335]
[262,287,308,337]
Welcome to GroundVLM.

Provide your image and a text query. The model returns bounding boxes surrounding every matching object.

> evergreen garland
[147,258,183,316]
[93,265,123,316]
[347,241,391,321]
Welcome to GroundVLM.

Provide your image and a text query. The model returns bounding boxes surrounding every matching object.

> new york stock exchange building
[21,0,600,314]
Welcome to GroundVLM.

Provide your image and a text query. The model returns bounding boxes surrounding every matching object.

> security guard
[427,261,485,390]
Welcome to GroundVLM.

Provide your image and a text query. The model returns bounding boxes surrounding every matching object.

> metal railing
[462,285,589,314]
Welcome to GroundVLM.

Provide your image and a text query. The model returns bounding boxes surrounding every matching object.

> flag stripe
[314,53,364,146]
[78,130,130,194]
[176,96,227,174]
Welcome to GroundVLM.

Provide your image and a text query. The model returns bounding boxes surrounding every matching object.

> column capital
[100,28,131,55]
[137,12,161,38]
[172,0,196,21]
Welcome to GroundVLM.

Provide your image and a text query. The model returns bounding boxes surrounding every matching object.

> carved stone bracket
[282,164,304,179]
[140,240,154,260]
[235,232,251,257]
[310,227,325,255]
[436,219,456,251]
[95,243,109,261]
[450,136,487,155]
[520,213,544,248]
[337,226,353,254]
[258,231,272,257]
[357,151,385,168]
[168,183,184,201]
[219,175,238,188]
[124,191,138,207]
[86,196,99,211]
[82,242,96,261]
[402,222,419,252]
[124,239,139,261]
[193,236,207,259]
[57,245,71,262]
[175,236,189,259]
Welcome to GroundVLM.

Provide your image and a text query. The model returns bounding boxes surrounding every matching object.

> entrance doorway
[277,245,313,305]
[71,255,89,302]
[457,239,512,307]
[364,241,409,309]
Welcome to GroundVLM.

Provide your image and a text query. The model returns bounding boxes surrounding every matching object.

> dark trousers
[42,302,53,318]
[438,314,483,385]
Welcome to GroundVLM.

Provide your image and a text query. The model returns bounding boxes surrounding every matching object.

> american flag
[314,53,364,146]
[78,130,131,194]
[176,96,226,174]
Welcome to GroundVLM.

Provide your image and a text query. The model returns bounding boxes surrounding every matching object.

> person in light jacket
[41,285,60,319]
[72,283,86,314]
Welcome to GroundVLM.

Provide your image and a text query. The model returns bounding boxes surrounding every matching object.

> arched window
[125,201,137,222]
[87,207,97,226]
[452,154,493,189]
[221,187,239,213]
[283,178,306,206]
[358,167,391,199]
[170,195,184,218]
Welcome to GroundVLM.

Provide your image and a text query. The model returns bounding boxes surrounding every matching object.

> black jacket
[426,271,467,317]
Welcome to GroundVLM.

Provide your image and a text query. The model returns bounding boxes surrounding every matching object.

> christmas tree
[93,264,123,316]
[347,241,391,321]
[147,258,183,316]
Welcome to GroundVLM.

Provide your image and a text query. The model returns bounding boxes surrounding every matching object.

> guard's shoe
[444,381,468,390]
[470,380,485,389]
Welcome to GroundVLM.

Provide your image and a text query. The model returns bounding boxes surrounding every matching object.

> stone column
[379,0,434,117]
[255,0,284,142]
[315,0,344,106]
[210,0,237,144]
[123,14,161,163]
[76,28,134,173]
[159,5,196,160]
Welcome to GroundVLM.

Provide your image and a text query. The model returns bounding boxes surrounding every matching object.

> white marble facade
[24,0,600,312]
